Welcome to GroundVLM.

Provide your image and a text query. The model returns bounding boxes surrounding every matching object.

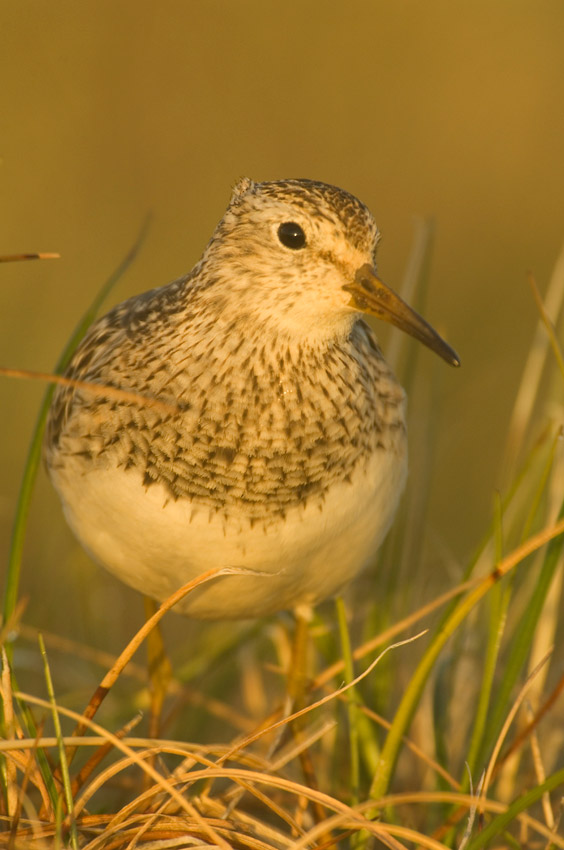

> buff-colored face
[204,178,459,366]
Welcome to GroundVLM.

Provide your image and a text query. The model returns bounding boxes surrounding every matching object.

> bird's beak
[343,263,460,367]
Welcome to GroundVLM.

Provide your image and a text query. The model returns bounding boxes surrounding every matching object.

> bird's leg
[288,605,337,842]
[288,604,313,711]
[143,595,172,740]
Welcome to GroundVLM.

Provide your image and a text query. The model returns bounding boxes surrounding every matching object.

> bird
[44,178,459,620]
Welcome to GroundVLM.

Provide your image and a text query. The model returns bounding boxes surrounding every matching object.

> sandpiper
[44,178,459,619]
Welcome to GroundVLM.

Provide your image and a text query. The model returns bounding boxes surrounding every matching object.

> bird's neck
[191,266,359,347]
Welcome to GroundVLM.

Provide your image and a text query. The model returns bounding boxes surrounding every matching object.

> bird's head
[201,177,459,366]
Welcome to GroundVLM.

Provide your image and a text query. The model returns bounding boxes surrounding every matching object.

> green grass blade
[369,581,491,800]
[519,427,561,545]
[12,667,60,813]
[54,795,64,850]
[464,496,511,783]
[2,217,151,630]
[39,634,79,850]
[2,401,52,634]
[476,496,564,770]
[465,767,564,849]
[464,584,511,785]
[431,432,550,650]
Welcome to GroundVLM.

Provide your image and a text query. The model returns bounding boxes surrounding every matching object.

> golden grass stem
[478,649,552,817]
[0,252,60,262]
[0,366,182,415]
[0,649,17,818]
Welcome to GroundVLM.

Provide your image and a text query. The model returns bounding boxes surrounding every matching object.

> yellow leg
[287,604,313,711]
[143,596,172,739]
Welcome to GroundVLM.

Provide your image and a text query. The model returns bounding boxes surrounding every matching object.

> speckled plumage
[44,178,456,619]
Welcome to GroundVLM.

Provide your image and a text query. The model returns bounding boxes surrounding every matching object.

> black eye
[277,221,306,250]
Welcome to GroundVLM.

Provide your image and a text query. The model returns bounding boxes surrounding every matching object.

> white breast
[51,435,407,619]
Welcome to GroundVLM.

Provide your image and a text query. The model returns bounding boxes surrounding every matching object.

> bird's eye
[277,221,306,250]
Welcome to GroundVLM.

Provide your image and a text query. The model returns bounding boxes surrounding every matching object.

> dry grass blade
[0,648,17,818]
[0,366,183,416]
[6,739,42,847]
[503,244,564,473]
[0,252,60,262]
[135,766,380,831]
[76,760,375,849]
[67,566,257,755]
[0,716,54,819]
[524,703,555,830]
[200,793,301,850]
[377,793,564,849]
[527,271,564,381]
[269,718,336,773]
[479,648,553,816]
[457,770,484,850]
[13,692,233,850]
[300,817,442,850]
[224,778,308,840]
[497,665,564,770]
[71,712,143,796]
[72,748,210,822]
[218,629,428,766]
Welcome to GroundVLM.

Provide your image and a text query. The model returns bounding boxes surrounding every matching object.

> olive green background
[1,2,564,647]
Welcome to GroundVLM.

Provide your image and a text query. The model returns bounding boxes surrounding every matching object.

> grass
[1,235,564,848]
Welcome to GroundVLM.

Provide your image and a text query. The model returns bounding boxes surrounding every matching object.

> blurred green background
[1,1,564,658]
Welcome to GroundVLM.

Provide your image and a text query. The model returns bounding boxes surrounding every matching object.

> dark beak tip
[435,343,460,368]
[445,346,461,368]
